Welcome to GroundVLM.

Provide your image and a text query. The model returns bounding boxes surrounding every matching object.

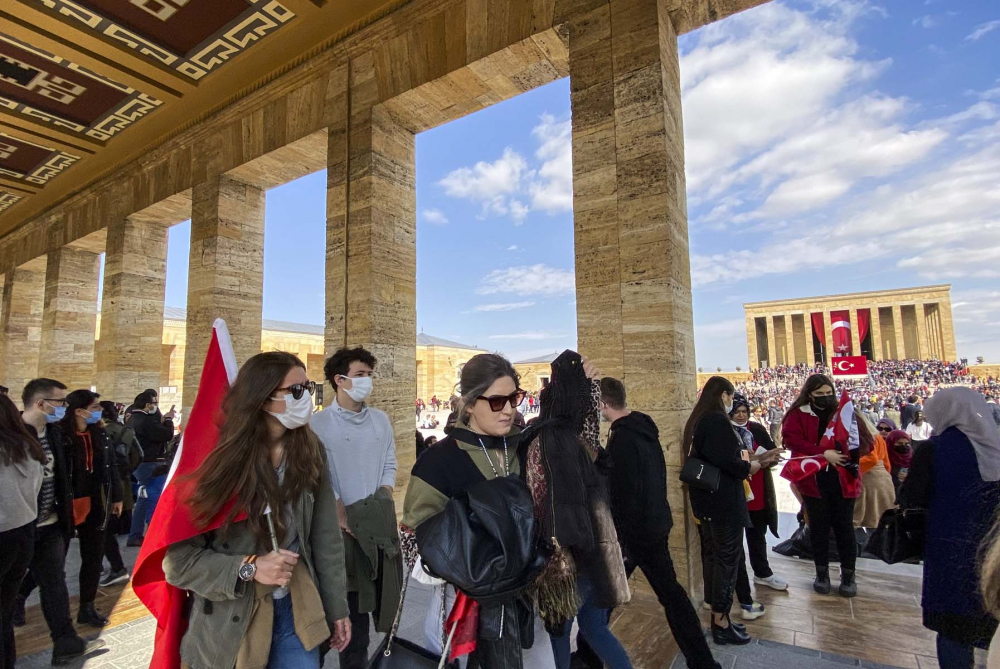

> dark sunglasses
[275,381,316,400]
[877,426,892,432]
[477,390,527,412]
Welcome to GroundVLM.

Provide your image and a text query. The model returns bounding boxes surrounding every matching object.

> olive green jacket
[163,465,348,669]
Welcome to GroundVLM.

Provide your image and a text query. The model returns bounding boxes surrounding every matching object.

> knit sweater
[310,399,396,505]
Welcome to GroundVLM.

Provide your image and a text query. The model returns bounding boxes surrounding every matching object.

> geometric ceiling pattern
[0,131,78,184]
[0,190,22,214]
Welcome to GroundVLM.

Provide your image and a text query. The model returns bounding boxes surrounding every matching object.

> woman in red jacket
[781,374,861,598]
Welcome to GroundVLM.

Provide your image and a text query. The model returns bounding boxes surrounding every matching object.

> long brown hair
[188,351,324,548]
[782,373,836,425]
[0,393,42,466]
[981,508,1000,617]
[683,376,735,457]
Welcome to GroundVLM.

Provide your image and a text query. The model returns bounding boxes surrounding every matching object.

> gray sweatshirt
[310,399,396,506]
[1,456,43,532]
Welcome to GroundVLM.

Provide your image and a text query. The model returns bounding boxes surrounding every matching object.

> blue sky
[153,0,1000,368]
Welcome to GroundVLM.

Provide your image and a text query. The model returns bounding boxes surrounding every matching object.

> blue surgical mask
[46,406,66,424]
[85,410,103,425]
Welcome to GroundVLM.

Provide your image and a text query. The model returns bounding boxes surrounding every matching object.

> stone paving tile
[670,638,913,669]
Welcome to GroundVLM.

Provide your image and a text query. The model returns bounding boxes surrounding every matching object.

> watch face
[239,563,256,582]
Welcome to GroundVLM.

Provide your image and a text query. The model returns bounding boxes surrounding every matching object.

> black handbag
[865,507,926,564]
[680,455,721,492]
[364,635,442,669]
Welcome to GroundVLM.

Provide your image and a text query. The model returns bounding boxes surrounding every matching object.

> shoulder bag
[680,434,722,493]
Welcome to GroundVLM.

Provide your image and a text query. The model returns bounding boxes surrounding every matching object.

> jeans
[267,595,319,669]
[745,511,773,579]
[129,463,160,539]
[76,516,106,605]
[551,577,632,669]
[698,522,752,607]
[1,522,34,669]
[802,469,857,571]
[18,523,76,642]
[339,592,370,669]
[935,634,975,669]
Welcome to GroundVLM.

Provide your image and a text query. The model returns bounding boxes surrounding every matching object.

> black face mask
[811,395,838,412]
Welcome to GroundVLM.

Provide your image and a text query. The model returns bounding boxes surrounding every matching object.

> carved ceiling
[0,0,404,230]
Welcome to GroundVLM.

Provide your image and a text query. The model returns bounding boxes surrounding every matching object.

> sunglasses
[477,390,527,412]
[877,426,891,432]
[275,381,316,400]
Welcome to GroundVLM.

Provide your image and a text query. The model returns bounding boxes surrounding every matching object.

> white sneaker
[754,574,789,591]
[740,602,766,620]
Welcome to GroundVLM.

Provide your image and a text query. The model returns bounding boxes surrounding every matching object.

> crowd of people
[2,350,1000,669]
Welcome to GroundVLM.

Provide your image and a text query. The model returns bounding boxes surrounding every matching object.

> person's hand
[823,449,847,466]
[581,357,599,381]
[897,470,908,482]
[337,499,354,537]
[330,617,351,652]
[163,407,176,422]
[749,461,762,475]
[254,549,298,587]
[111,502,123,516]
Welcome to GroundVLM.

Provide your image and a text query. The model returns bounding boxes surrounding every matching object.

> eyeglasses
[43,398,68,407]
[477,390,527,412]
[877,426,892,433]
[274,382,316,400]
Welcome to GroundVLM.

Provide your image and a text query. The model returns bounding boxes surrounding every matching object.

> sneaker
[753,574,788,591]
[126,535,144,548]
[740,602,766,620]
[99,567,130,587]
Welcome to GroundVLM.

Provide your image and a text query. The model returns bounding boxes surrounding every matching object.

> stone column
[939,298,958,360]
[96,216,168,403]
[804,313,815,366]
[822,309,834,366]
[915,303,929,360]
[870,308,883,361]
[765,315,777,368]
[0,264,46,402]
[326,58,416,490]
[783,312,796,364]
[891,304,905,360]
[849,309,861,356]
[38,248,101,390]
[184,175,265,417]
[569,0,698,590]
[745,313,757,370]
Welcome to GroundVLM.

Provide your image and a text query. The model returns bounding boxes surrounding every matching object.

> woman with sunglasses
[853,414,894,532]
[163,352,350,669]
[402,353,557,668]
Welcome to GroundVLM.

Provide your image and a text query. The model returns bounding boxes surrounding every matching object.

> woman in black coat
[683,377,780,645]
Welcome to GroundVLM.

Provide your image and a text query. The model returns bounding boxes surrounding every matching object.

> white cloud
[528,114,573,214]
[506,245,519,251]
[488,332,565,340]
[421,208,449,225]
[439,148,527,200]
[913,15,937,29]
[476,264,575,296]
[695,319,746,338]
[509,199,530,224]
[471,301,536,312]
[967,20,1000,41]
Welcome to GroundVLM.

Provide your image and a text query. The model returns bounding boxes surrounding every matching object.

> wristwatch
[238,555,258,582]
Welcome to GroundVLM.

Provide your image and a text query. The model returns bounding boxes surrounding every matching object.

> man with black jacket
[126,390,175,546]
[15,378,104,665]
[596,377,722,669]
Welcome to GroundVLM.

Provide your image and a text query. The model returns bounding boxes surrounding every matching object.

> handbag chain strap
[383,541,410,657]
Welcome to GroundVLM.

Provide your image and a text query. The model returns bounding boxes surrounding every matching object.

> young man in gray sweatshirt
[310,346,396,669]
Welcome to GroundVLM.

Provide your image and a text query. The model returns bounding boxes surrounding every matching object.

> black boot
[711,615,752,645]
[76,602,109,627]
[814,566,831,594]
[839,568,857,598]
[12,597,25,627]
[51,636,106,666]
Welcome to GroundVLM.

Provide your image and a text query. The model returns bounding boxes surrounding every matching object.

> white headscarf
[924,387,1000,482]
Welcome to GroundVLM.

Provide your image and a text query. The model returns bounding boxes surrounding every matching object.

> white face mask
[342,376,373,403]
[267,392,313,430]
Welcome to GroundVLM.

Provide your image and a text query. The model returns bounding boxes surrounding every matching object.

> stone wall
[416,345,479,402]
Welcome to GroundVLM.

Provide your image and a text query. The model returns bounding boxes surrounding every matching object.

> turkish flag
[780,456,825,483]
[830,310,852,356]
[446,591,480,661]
[819,391,863,493]
[132,319,240,669]
[831,355,869,377]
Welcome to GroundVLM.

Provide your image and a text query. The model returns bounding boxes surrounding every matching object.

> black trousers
[698,522,751,608]
[76,516,106,606]
[339,591,370,669]
[745,511,773,579]
[702,522,746,615]
[17,523,76,642]
[103,515,126,573]
[1,522,34,669]
[803,470,856,571]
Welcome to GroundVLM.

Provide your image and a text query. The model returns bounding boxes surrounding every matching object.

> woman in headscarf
[852,414,895,531]
[883,429,912,494]
[899,387,1000,669]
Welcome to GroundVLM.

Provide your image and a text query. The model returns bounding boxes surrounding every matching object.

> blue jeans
[129,463,161,539]
[267,595,319,669]
[551,578,632,669]
[936,634,974,669]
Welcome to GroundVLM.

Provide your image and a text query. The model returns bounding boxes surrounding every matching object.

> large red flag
[132,319,240,669]
[780,456,825,483]
[830,310,852,356]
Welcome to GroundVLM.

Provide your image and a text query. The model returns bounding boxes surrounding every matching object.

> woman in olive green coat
[163,352,351,669]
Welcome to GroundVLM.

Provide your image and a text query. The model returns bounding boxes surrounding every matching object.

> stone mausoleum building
[743,285,957,369]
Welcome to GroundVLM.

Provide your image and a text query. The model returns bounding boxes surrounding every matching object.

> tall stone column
[745,313,757,369]
[822,309,834,366]
[891,304,905,360]
[804,313,815,366]
[326,58,416,492]
[783,312,796,364]
[96,216,168,404]
[870,309,883,361]
[849,309,861,356]
[915,303,929,360]
[569,0,698,590]
[939,298,958,360]
[38,248,100,389]
[765,315,777,367]
[184,175,265,417]
[0,264,46,402]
